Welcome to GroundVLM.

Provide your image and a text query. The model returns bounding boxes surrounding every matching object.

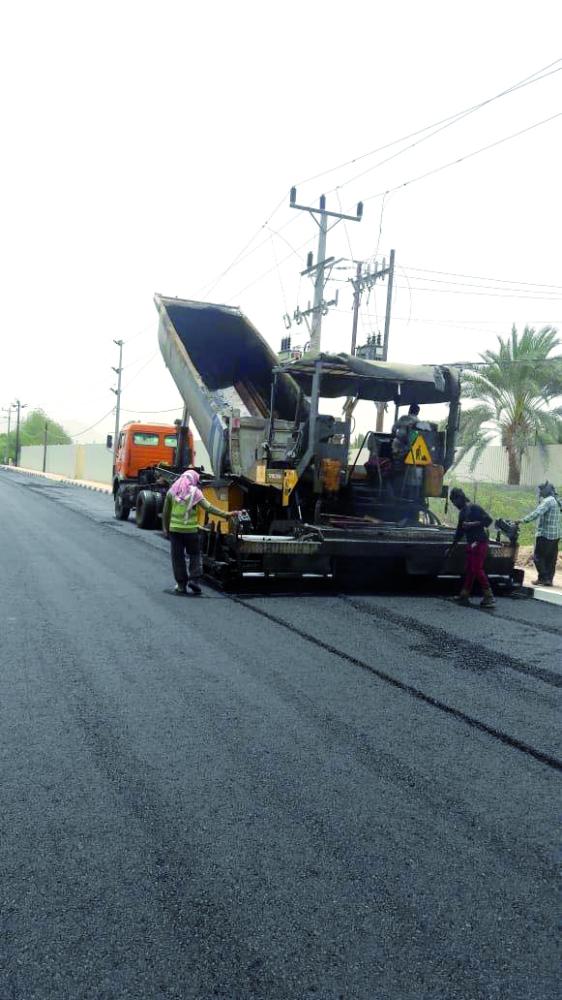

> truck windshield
[164,435,177,448]
[133,433,159,446]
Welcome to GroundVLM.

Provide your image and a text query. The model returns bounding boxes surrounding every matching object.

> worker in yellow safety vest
[163,470,239,595]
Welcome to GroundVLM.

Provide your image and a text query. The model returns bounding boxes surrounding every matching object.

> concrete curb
[0,465,112,495]
[517,572,562,607]
[532,586,562,607]
[516,580,562,607]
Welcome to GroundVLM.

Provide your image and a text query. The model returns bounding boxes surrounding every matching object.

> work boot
[188,581,202,595]
[174,584,187,595]
[480,589,496,608]
[454,591,471,606]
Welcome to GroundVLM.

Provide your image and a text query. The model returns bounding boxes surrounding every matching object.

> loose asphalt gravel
[0,469,560,1000]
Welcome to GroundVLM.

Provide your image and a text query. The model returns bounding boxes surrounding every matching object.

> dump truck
[146,294,521,588]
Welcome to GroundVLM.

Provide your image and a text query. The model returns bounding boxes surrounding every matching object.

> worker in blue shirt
[516,481,560,586]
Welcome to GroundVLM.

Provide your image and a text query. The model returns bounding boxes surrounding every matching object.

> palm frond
[468,434,496,473]
[459,324,562,469]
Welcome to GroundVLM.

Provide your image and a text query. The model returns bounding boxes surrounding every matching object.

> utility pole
[346,251,396,428]
[381,248,395,364]
[175,404,192,469]
[111,339,124,458]
[13,400,27,467]
[349,251,395,358]
[376,248,396,431]
[350,261,363,356]
[288,188,363,354]
[42,419,49,472]
[2,405,15,463]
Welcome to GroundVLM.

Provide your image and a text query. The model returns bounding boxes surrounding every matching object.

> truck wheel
[136,490,158,529]
[114,491,131,521]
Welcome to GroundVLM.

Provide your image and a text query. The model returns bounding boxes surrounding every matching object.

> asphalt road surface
[1,469,560,1000]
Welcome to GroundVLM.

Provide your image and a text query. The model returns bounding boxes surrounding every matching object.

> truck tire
[114,490,131,521]
[136,490,158,530]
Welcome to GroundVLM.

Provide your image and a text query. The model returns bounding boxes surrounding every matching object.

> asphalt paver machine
[155,294,520,588]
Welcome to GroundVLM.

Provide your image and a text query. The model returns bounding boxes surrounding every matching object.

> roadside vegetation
[431,480,549,546]
[454,325,562,485]
[0,409,71,464]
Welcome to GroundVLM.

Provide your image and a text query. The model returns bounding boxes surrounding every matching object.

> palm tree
[455,325,562,485]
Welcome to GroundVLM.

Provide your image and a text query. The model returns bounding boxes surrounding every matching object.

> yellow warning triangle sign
[404,433,432,466]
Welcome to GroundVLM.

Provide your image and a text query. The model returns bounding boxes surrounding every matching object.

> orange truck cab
[111,422,195,527]
[114,422,184,482]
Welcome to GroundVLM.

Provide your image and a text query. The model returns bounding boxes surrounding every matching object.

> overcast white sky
[1,0,561,442]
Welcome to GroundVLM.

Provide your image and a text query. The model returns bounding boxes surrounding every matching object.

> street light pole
[13,399,27,467]
[42,419,49,472]
[111,339,124,459]
[2,405,14,463]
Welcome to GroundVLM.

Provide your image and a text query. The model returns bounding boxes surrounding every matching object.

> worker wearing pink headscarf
[163,470,238,594]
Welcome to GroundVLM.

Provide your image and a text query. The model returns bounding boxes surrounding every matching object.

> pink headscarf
[169,470,204,512]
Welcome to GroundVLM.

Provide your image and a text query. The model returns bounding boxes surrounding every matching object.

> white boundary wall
[21,441,561,487]
[453,444,562,485]
[19,439,212,485]
[19,444,113,483]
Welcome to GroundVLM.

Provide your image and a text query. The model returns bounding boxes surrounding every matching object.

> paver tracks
[230,592,562,774]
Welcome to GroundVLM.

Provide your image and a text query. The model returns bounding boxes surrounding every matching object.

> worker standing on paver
[449,487,496,608]
[163,470,238,595]
[516,481,561,587]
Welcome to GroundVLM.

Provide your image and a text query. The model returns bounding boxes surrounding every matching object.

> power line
[120,406,183,415]
[198,191,290,300]
[379,315,562,330]
[227,229,318,302]
[201,212,307,297]
[325,62,562,196]
[400,265,562,292]
[297,58,562,189]
[71,353,161,441]
[342,308,562,335]
[357,111,562,208]
[395,315,562,325]
[121,351,159,389]
[72,407,115,438]
[229,112,561,304]
[123,346,161,372]
[267,223,306,261]
[193,58,562,303]
[269,232,288,314]
[393,283,562,300]
[126,321,154,343]
[313,265,562,298]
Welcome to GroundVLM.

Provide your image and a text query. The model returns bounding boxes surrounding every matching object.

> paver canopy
[279,354,461,405]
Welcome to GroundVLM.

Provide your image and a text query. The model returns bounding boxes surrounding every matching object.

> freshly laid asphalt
[0,469,560,1000]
